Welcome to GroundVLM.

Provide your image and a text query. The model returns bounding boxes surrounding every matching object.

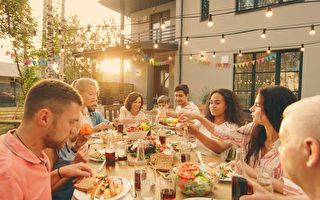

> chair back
[104,104,122,122]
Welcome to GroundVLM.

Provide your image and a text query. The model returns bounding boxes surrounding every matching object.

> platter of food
[158,117,183,128]
[207,163,233,181]
[73,176,131,200]
[166,141,196,151]
[89,150,105,162]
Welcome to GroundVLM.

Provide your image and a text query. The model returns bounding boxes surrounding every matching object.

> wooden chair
[104,104,122,122]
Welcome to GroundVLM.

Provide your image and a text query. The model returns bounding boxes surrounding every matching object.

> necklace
[14,131,47,167]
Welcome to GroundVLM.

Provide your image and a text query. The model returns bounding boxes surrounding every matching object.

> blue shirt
[89,111,110,126]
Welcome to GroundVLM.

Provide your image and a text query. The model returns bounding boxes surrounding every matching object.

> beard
[44,117,68,149]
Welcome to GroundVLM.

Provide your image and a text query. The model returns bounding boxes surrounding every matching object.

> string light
[267,46,271,53]
[125,44,130,49]
[141,58,144,61]
[238,50,242,56]
[87,24,91,32]
[133,56,137,61]
[150,58,154,62]
[102,47,106,51]
[266,5,273,18]
[189,54,193,60]
[184,37,189,45]
[300,44,305,51]
[137,49,141,52]
[200,54,204,59]
[261,29,266,38]
[212,51,216,58]
[220,34,226,43]
[61,45,64,52]
[169,56,172,60]
[58,29,62,39]
[207,14,213,27]
[154,42,159,48]
[309,25,316,35]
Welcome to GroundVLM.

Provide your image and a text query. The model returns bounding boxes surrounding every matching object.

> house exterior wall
[175,0,320,104]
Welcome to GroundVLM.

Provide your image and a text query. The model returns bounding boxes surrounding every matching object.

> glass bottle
[134,140,147,190]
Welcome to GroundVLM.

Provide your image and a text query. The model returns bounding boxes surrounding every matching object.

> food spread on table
[89,151,105,161]
[126,122,153,132]
[158,117,183,128]
[208,163,233,181]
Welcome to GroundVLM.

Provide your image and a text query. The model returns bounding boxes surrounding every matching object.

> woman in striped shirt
[180,86,303,195]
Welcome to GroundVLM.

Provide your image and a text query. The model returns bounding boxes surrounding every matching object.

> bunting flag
[5,51,60,67]
[194,58,211,66]
[140,51,174,66]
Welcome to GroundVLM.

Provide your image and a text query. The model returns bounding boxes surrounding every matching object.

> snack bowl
[126,131,149,140]
[177,178,214,196]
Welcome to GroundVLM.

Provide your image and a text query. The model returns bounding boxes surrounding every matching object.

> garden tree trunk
[13,49,26,98]
[41,0,47,78]
[59,0,65,80]
[46,0,55,78]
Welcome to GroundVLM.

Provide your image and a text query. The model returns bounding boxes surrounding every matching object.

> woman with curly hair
[119,92,148,125]
[197,88,245,160]
[181,86,304,195]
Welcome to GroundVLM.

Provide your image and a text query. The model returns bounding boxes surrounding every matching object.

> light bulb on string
[238,50,242,57]
[184,37,189,45]
[212,51,216,58]
[200,54,204,60]
[154,42,159,49]
[261,29,266,38]
[220,34,226,43]
[126,44,130,49]
[266,5,273,17]
[189,54,193,60]
[160,19,166,30]
[58,29,62,39]
[207,14,213,27]
[169,56,172,60]
[267,46,271,54]
[300,44,305,52]
[141,58,144,61]
[309,25,316,35]
[102,47,106,51]
[61,45,64,52]
[134,56,137,61]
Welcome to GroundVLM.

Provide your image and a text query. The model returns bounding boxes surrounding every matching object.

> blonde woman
[71,78,113,132]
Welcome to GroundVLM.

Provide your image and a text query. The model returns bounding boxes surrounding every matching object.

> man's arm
[51,162,92,188]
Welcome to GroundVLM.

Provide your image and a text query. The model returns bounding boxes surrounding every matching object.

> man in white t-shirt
[167,84,200,118]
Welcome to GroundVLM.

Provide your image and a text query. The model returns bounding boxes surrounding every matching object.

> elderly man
[241,95,320,200]
[0,79,92,199]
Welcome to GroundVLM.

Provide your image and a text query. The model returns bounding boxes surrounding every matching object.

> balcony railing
[123,25,176,44]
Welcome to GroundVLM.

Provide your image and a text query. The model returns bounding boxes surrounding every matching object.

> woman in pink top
[181,86,303,195]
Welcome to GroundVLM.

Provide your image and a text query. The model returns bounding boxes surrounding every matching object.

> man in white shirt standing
[167,84,200,117]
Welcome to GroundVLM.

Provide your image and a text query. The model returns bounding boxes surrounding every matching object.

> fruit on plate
[126,122,154,132]
[158,117,182,127]
[80,123,92,136]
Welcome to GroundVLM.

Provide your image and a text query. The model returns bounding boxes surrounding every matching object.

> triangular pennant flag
[172,57,175,60]
[38,61,42,66]
[265,56,269,61]
[261,58,265,62]
[154,61,159,66]
[32,61,36,66]
[27,60,31,65]
[166,60,170,64]
[269,55,272,60]
[272,54,277,59]
[256,59,260,64]
[207,62,211,66]
[6,51,10,56]
[54,56,60,61]
[23,59,27,64]
[10,53,15,58]
[42,60,47,66]
[218,63,221,67]
[251,60,255,65]
[245,62,249,66]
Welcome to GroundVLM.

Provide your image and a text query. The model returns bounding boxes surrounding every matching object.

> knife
[97,160,106,173]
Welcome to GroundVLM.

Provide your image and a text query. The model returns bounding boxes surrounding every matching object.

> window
[233,49,302,110]
[151,10,171,42]
[201,0,209,21]
[236,0,303,12]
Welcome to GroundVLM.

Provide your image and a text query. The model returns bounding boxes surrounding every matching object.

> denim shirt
[89,111,110,126]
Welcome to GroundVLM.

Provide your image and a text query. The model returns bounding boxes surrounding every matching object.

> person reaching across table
[180,85,303,196]
[87,103,115,130]
[0,79,92,200]
[240,95,320,200]
[197,88,245,161]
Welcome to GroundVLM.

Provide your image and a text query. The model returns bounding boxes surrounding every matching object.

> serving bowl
[126,131,149,140]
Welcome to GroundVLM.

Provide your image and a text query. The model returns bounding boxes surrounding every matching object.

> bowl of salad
[126,122,153,140]
[175,162,216,196]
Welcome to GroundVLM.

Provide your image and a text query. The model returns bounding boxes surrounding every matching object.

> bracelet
[71,146,77,153]
[57,167,63,179]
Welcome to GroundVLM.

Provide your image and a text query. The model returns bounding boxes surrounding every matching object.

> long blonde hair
[71,78,99,96]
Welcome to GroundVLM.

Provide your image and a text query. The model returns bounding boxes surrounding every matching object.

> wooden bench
[0,104,24,125]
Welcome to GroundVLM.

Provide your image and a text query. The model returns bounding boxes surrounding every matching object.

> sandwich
[73,177,95,193]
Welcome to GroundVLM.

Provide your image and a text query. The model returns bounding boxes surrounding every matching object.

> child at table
[156,95,170,119]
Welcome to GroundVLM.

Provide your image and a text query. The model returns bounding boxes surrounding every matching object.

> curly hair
[204,88,244,126]
[124,92,143,112]
[245,85,297,163]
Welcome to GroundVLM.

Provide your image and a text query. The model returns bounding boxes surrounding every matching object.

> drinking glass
[116,141,127,165]
[158,129,167,145]
[234,148,247,177]
[232,176,248,200]
[160,176,176,200]
[141,168,156,200]
[180,142,191,163]
[257,168,274,193]
[117,122,124,135]
[105,144,116,169]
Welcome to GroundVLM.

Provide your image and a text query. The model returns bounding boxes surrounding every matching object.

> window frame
[235,0,304,14]
[233,48,303,112]
[201,0,210,21]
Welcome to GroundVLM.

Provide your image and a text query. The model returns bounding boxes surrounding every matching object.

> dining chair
[104,104,122,122]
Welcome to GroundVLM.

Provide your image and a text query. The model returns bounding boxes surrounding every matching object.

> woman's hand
[73,145,89,164]
[179,112,201,122]
[227,160,258,178]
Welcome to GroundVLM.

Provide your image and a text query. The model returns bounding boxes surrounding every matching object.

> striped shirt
[175,101,200,115]
[213,122,304,196]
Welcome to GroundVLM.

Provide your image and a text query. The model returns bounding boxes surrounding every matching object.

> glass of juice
[160,176,176,200]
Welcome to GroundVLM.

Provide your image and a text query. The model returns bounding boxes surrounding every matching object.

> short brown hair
[157,95,170,104]
[24,79,83,119]
[174,84,189,95]
[124,92,143,111]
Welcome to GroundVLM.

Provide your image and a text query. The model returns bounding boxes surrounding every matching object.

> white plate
[184,198,216,200]
[208,162,233,181]
[167,141,196,150]
[91,132,101,138]
[73,176,131,200]
[89,150,105,162]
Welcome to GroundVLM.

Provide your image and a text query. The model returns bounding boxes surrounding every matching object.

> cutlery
[130,179,137,198]
[97,160,106,173]
[197,150,204,166]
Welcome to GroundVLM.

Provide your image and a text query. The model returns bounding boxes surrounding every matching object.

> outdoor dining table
[72,133,284,200]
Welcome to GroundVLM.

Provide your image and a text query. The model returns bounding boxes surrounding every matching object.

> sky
[0,0,120,63]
